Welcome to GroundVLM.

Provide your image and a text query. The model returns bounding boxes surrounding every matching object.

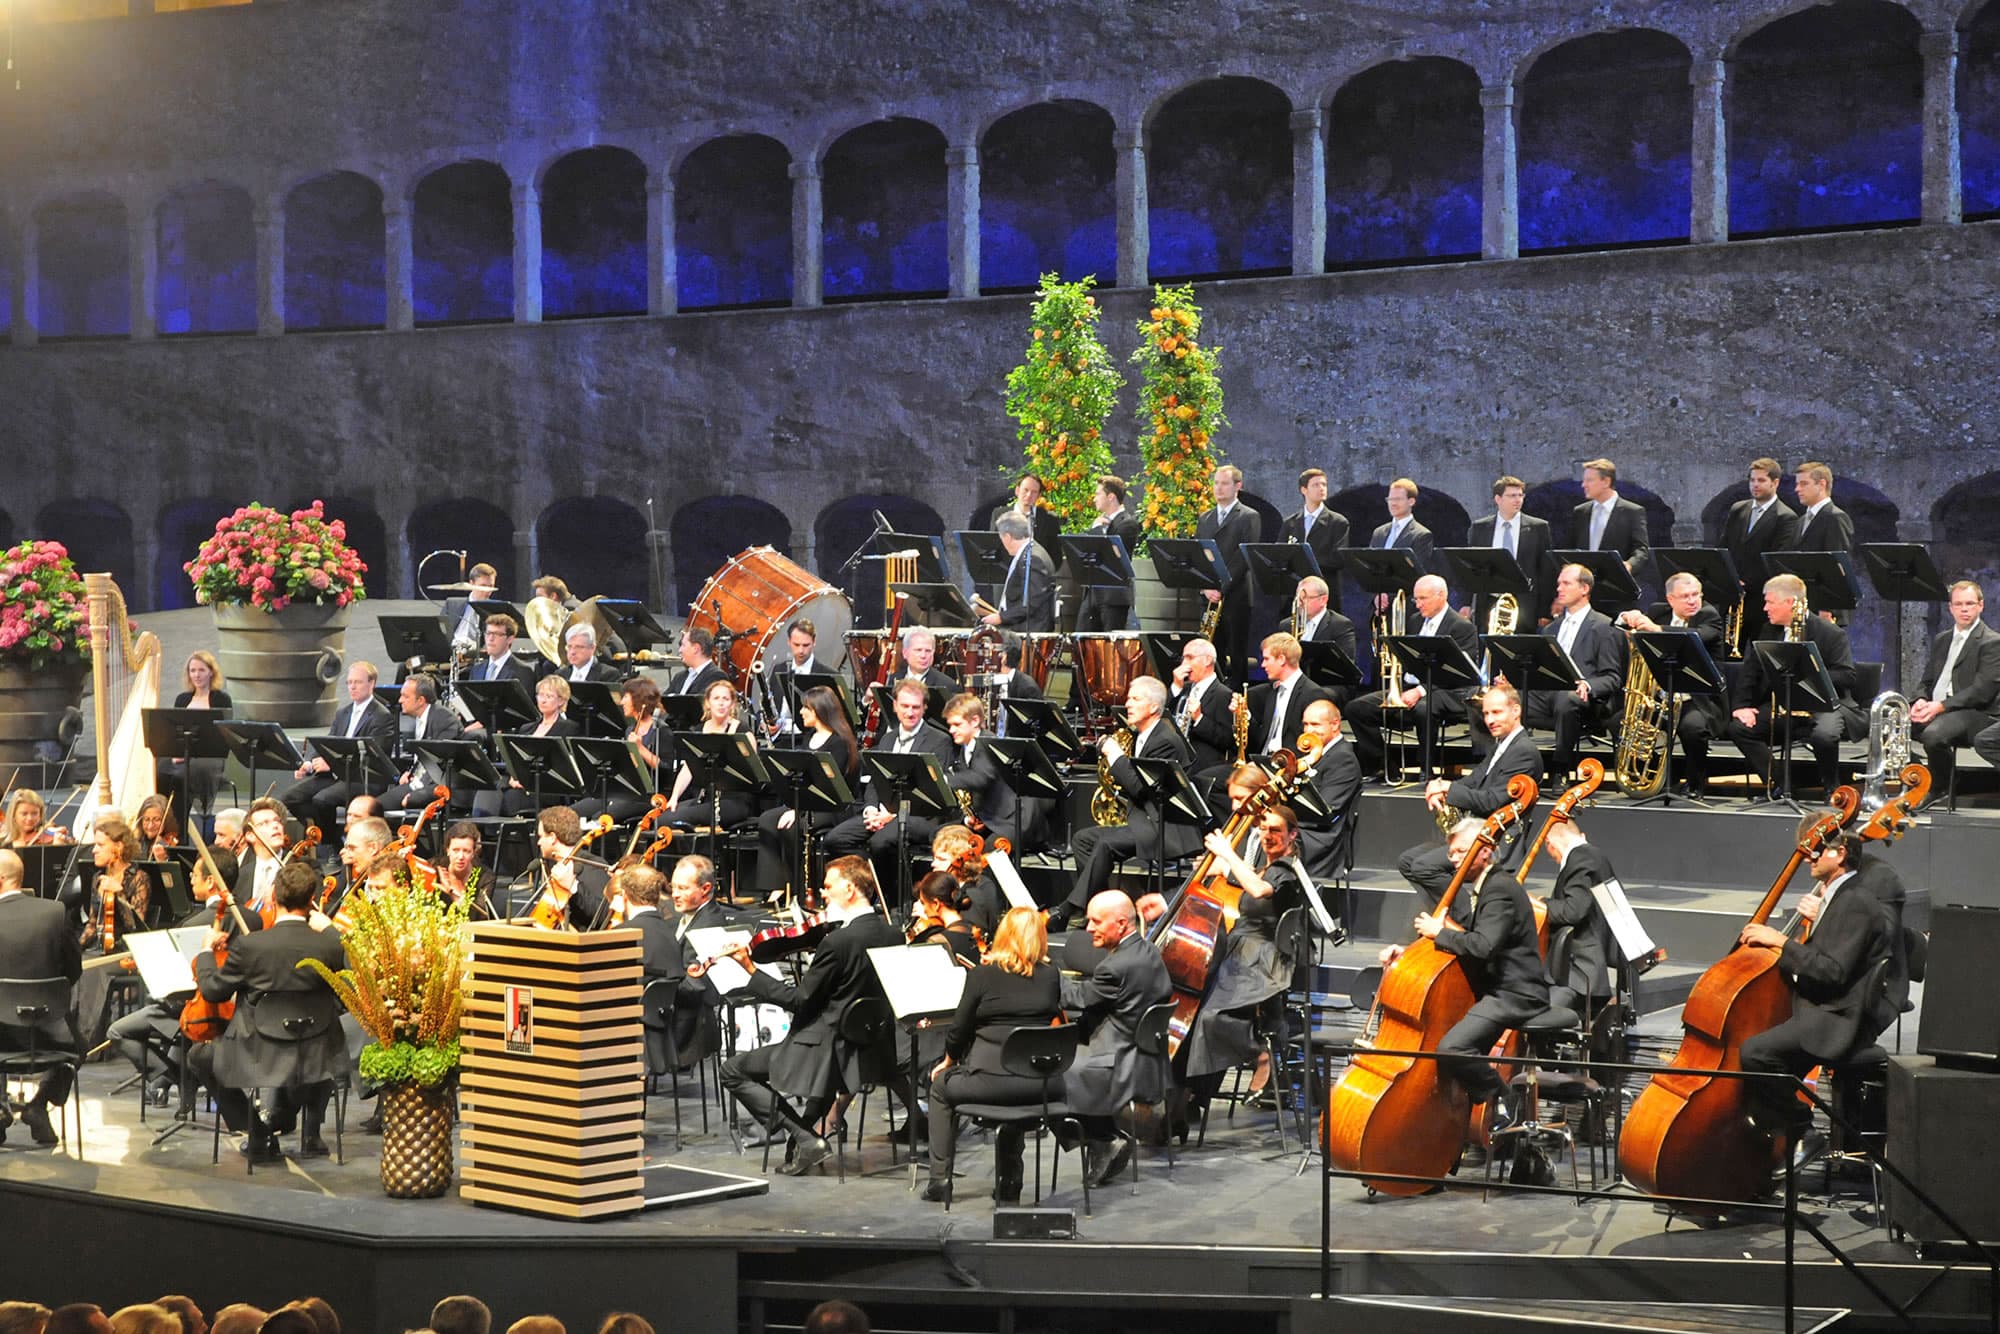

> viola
[180,825,253,1043]
[1324,775,1539,1196]
[526,814,615,931]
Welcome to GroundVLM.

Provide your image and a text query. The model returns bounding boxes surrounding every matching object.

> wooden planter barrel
[0,665,88,772]
[211,603,351,727]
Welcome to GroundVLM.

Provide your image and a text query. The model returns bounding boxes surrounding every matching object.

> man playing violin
[1380,819,1549,1143]
[638,856,729,1068]
[531,805,610,929]
[233,798,292,913]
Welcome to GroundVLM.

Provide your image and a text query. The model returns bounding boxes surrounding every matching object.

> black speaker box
[1884,1055,2000,1246]
[1917,905,2000,1066]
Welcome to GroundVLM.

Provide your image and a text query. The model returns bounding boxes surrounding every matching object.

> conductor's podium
[460,922,646,1219]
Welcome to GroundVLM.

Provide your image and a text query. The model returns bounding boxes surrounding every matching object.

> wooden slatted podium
[460,922,647,1220]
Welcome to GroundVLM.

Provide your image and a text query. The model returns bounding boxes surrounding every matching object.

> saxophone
[1858,692,1911,814]
[1091,727,1134,825]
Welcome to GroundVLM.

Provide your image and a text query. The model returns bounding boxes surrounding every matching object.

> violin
[689,913,830,978]
[28,826,75,846]
[526,814,615,931]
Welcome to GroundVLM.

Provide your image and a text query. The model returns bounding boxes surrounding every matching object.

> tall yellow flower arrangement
[1003,274,1124,531]
[1132,284,1226,541]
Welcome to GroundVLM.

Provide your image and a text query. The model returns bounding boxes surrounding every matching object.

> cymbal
[427,581,477,593]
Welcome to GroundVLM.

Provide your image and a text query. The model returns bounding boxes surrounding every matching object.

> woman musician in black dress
[575,676,664,824]
[664,679,755,830]
[752,684,857,905]
[476,674,579,816]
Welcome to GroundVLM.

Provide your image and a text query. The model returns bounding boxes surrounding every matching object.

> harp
[80,572,162,832]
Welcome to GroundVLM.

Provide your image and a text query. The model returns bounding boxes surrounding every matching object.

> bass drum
[687,547,852,685]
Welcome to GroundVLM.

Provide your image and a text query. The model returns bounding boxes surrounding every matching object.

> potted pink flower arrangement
[184,501,368,726]
[0,540,94,769]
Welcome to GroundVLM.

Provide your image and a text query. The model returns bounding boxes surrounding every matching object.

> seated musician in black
[636,855,730,1071]
[822,678,955,903]
[930,824,1006,943]
[1537,817,1618,1014]
[715,856,901,1175]
[188,861,349,1161]
[1737,829,1899,1171]
[527,805,611,929]
[1379,819,1549,1140]
[1397,684,1543,903]
[922,906,1062,1203]
[1062,889,1173,1187]
[663,679,754,831]
[1181,803,1311,1114]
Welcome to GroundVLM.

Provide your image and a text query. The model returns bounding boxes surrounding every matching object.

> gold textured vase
[378,1081,455,1199]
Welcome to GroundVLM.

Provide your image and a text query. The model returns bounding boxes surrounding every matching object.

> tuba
[525,594,568,664]
[1858,692,1911,814]
[1091,727,1134,826]
[1486,592,1519,636]
[1613,627,1674,798]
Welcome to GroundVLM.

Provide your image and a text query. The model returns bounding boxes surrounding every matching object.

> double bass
[1324,775,1539,1196]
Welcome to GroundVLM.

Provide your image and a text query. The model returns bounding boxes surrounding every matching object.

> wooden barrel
[0,665,87,772]
[211,603,350,727]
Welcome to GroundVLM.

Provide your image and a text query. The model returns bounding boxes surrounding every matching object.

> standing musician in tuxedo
[1238,632,1331,760]
[1368,476,1437,579]
[1507,563,1624,784]
[1294,698,1363,882]
[1786,460,1857,626]
[1919,580,2000,794]
[1397,685,1544,902]
[1728,573,1864,799]
[716,856,901,1176]
[822,678,956,899]
[467,614,537,686]
[1738,829,1898,1168]
[1722,457,1800,651]
[1618,572,1730,797]
[188,861,349,1161]
[1282,467,1350,608]
[1381,819,1549,1138]
[282,659,398,836]
[441,562,498,653]
[1197,464,1261,688]
[670,628,729,697]
[0,849,82,1146]
[1465,475,1552,627]
[1291,575,1358,700]
[381,673,468,815]
[561,623,622,684]
[1569,457,1651,594]
[1345,574,1480,778]
[993,472,1064,571]
[981,512,1056,633]
[1075,475,1143,633]
[1053,676,1196,932]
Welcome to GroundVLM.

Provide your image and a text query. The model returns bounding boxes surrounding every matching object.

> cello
[1617,786,1860,1206]
[1324,774,1539,1196]
[1149,753,1295,1056]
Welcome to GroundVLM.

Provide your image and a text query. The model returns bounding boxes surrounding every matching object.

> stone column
[512,527,540,593]
[1921,29,1962,226]
[1689,59,1729,245]
[1114,128,1149,288]
[512,181,542,323]
[383,194,413,331]
[945,143,980,298]
[254,194,284,336]
[1480,82,1519,261]
[647,170,677,317]
[128,202,157,339]
[1290,107,1326,277]
[790,158,822,308]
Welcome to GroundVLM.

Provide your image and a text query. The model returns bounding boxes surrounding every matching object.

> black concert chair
[938,1023,1089,1215]
[1482,927,1587,1198]
[0,977,84,1156]
[828,995,900,1179]
[641,977,718,1152]
[1108,1000,1178,1192]
[209,991,348,1173]
[1816,956,1898,1212]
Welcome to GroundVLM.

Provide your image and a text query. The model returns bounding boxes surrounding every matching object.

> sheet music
[984,847,1037,912]
[867,943,968,1019]
[125,927,209,1000]
[1589,877,1659,962]
[686,926,752,959]
[702,955,755,994]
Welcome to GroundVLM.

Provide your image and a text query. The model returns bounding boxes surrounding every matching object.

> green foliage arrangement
[299,871,466,1089]
[1003,274,1124,531]
[1132,284,1227,541]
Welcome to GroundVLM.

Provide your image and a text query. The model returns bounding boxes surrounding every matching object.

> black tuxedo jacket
[1083,510,1143,612]
[304,698,398,763]
[1247,674,1332,756]
[1916,621,2000,713]
[1435,871,1549,1008]
[996,544,1057,633]
[947,736,1034,847]
[1540,608,1625,703]
[564,660,625,685]
[1543,841,1617,1002]
[1368,517,1436,579]
[1723,497,1800,590]
[670,662,729,698]
[993,504,1065,572]
[858,719,955,808]
[1394,608,1481,701]
[1790,502,1855,555]
[1445,727,1543,818]
[742,910,902,1099]
[1466,511,1554,624]
[1567,496,1651,579]
[1197,504,1260,597]
[1282,507,1350,601]
[1296,738,1363,879]
[0,893,83,1051]
[1638,600,1727,721]
[1734,616,1857,713]
[1777,877,1898,1061]
[402,706,469,788]
[195,917,349,1087]
[1296,609,1359,667]
[468,653,538,686]
[1171,675,1234,769]
[1110,720,1200,857]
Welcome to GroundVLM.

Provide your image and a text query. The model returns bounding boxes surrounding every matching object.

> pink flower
[307,569,331,591]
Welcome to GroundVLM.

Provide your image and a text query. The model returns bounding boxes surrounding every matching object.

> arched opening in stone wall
[1525,477,1679,553]
[979,100,1116,291]
[1519,30,1693,252]
[675,134,794,311]
[541,146,647,319]
[282,495,389,599]
[155,496,238,611]
[156,180,255,336]
[816,494,945,627]
[1964,0,2000,217]
[1933,474,2000,627]
[38,499,135,606]
[1147,77,1292,281]
[413,160,513,326]
[1326,58,1483,267]
[967,490,1015,533]
[1728,0,1923,236]
[284,171,386,331]
[34,194,129,338]
[537,497,650,603]
[822,118,949,301]
[671,496,793,612]
[407,499,518,601]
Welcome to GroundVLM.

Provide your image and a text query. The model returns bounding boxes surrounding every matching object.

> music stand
[1440,547,1534,612]
[1061,533,1136,605]
[565,681,628,737]
[863,751,958,910]
[656,694,707,733]
[571,737,655,813]
[135,859,197,927]
[1297,642,1362,694]
[1124,757,1212,904]
[954,531,1015,588]
[15,844,86,901]
[981,735,1065,845]
[411,740,503,804]
[1481,634,1585,696]
[793,672,860,730]
[456,679,537,735]
[1242,542,1321,610]
[892,581,979,630]
[1550,549,1641,614]
[213,721,303,805]
[761,748,856,908]
[1761,551,1862,618]
[378,615,454,670]
[497,734,588,814]
[372,684,404,716]
[593,598,674,654]
[1747,640,1839,811]
[674,732,771,877]
[1628,630,1728,809]
[1001,697,1081,764]
[1147,538,1227,605]
[1342,548,1424,603]
[1140,632,1197,682]
[1858,543,1949,604]
[310,735,399,796]
[1383,633,1486,783]
[142,708,233,815]
[1655,548,1743,609]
